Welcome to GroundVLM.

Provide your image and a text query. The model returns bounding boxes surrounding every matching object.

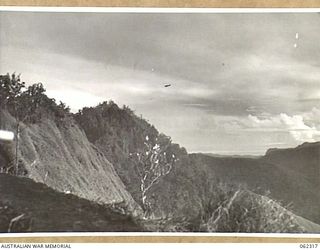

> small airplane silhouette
[164,84,171,88]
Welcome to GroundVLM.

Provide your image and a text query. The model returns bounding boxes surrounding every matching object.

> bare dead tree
[131,135,176,218]
[7,213,25,233]
[206,189,241,231]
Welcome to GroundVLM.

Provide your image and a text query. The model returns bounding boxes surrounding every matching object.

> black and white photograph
[0,9,320,233]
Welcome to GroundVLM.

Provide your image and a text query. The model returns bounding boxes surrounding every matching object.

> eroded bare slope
[0,110,141,215]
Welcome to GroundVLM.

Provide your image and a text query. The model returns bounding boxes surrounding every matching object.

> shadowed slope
[0,174,142,232]
[0,174,143,232]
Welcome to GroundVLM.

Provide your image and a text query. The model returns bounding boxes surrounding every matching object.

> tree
[0,73,26,113]
[0,74,46,174]
[0,75,10,106]
[1,74,25,175]
[55,101,70,120]
[18,83,45,122]
[130,134,177,218]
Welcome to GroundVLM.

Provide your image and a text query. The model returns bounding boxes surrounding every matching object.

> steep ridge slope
[0,174,142,232]
[264,142,320,189]
[75,102,196,217]
[263,142,320,223]
[75,103,154,204]
[75,102,189,209]
[0,110,141,214]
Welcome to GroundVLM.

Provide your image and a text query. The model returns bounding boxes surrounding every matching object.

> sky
[1,11,320,155]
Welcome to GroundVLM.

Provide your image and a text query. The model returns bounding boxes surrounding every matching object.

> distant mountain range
[190,142,320,224]
[203,153,261,159]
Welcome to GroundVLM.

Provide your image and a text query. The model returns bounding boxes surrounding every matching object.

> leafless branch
[8,213,25,233]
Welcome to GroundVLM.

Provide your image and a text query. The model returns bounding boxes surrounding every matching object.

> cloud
[1,12,320,154]
[301,107,320,129]
[2,12,320,118]
[246,112,320,142]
